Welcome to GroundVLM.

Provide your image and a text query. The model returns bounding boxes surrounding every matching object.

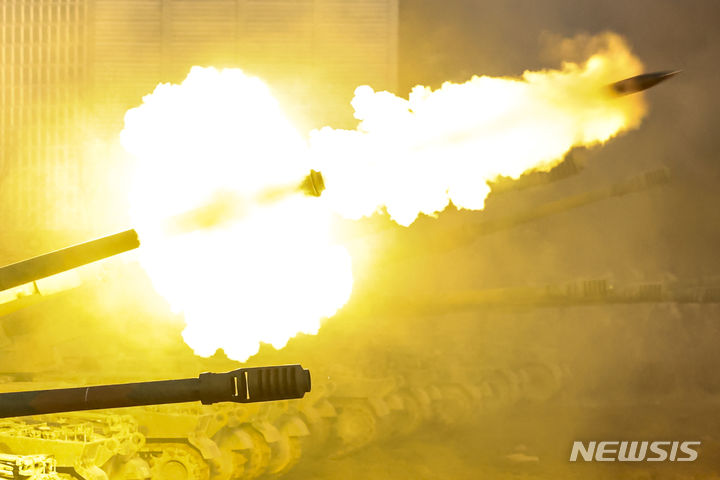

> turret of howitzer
[368,167,672,264]
[0,365,311,418]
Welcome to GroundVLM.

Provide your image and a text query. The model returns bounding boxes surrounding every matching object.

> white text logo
[569,441,701,462]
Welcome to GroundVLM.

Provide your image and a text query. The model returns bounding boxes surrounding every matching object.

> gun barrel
[0,229,140,292]
[0,365,311,418]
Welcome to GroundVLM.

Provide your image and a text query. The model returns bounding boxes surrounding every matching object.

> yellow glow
[121,67,353,361]
[121,33,648,361]
[311,33,647,225]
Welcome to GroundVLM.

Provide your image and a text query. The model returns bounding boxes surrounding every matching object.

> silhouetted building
[0,0,89,232]
[0,0,397,236]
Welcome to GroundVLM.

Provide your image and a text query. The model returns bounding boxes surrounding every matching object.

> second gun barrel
[0,365,311,418]
[0,229,141,292]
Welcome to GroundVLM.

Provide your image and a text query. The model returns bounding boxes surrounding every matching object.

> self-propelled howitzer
[0,171,322,419]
